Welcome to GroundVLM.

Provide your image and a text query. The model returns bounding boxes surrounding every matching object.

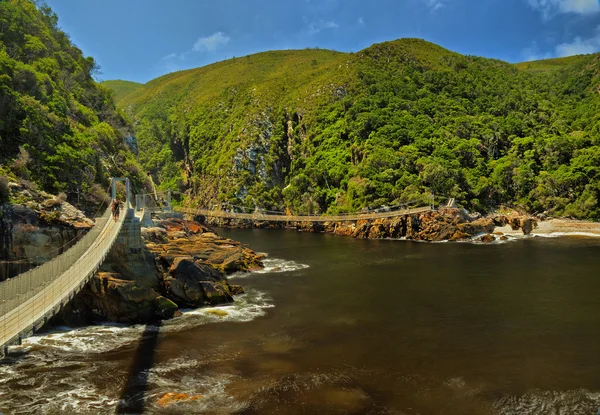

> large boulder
[168,257,224,282]
[163,257,232,307]
[520,218,536,235]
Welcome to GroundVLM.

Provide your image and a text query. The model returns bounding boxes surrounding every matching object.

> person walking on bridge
[111,198,121,221]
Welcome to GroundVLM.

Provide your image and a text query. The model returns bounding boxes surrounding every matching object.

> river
[1,229,600,414]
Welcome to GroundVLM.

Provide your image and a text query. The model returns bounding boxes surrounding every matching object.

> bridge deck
[176,206,432,222]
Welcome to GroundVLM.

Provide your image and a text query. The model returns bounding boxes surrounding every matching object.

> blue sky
[44,0,600,84]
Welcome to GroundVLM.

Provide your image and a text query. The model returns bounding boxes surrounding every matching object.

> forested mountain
[107,39,600,218]
[0,0,149,211]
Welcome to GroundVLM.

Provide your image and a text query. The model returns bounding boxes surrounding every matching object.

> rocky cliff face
[198,208,537,242]
[1,181,95,281]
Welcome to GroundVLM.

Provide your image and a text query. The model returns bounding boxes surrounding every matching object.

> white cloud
[358,16,365,25]
[192,32,231,53]
[421,0,446,11]
[307,20,339,35]
[160,53,177,61]
[522,28,600,61]
[555,29,600,56]
[527,0,600,18]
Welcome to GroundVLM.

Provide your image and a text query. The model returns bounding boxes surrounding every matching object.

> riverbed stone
[480,234,495,243]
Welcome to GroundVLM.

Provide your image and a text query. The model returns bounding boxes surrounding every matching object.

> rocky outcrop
[148,218,263,308]
[54,218,263,325]
[199,207,537,242]
[56,273,180,325]
[148,218,264,273]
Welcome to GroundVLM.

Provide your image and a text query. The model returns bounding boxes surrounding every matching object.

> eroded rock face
[0,205,85,263]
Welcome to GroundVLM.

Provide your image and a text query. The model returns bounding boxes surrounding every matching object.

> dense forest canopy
[108,40,600,219]
[0,0,149,211]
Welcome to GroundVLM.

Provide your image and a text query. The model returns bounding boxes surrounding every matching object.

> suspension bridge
[0,178,141,358]
[136,189,438,222]
[175,205,433,222]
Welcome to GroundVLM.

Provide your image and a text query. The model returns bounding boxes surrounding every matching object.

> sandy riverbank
[496,218,600,238]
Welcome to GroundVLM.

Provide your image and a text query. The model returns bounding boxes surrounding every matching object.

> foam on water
[167,289,274,329]
[254,259,310,274]
[0,354,122,414]
[229,255,310,279]
[0,287,274,414]
[532,232,600,239]
[254,256,310,274]
[15,289,274,356]
[465,233,521,245]
[22,323,144,354]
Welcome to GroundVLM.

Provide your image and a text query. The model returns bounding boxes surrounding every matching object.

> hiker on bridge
[111,198,121,221]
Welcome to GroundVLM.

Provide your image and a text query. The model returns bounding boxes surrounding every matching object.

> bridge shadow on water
[116,322,161,414]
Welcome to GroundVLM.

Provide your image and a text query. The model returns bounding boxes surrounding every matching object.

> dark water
[1,230,600,414]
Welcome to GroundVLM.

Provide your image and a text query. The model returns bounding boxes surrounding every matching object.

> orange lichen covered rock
[157,392,203,407]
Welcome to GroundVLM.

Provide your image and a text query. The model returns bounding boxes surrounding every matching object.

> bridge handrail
[0,205,126,349]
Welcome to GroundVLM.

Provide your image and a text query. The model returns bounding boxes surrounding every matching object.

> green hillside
[515,54,593,73]
[0,0,150,212]
[101,79,143,103]
[106,40,600,218]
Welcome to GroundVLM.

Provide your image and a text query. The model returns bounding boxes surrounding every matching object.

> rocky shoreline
[54,218,264,326]
[194,207,538,243]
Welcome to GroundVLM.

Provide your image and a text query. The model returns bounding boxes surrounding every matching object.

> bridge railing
[0,205,126,350]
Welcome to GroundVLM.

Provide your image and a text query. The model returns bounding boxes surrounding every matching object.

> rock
[457,218,495,237]
[509,217,521,230]
[449,231,468,241]
[480,234,495,243]
[56,272,181,324]
[229,284,245,295]
[157,218,209,236]
[200,281,233,304]
[157,392,203,408]
[168,257,224,282]
[141,227,168,244]
[163,257,232,307]
[206,309,228,317]
[520,218,536,235]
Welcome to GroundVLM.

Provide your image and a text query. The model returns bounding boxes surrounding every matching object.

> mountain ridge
[103,38,600,218]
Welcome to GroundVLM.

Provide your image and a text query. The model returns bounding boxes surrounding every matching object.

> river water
[1,229,600,414]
